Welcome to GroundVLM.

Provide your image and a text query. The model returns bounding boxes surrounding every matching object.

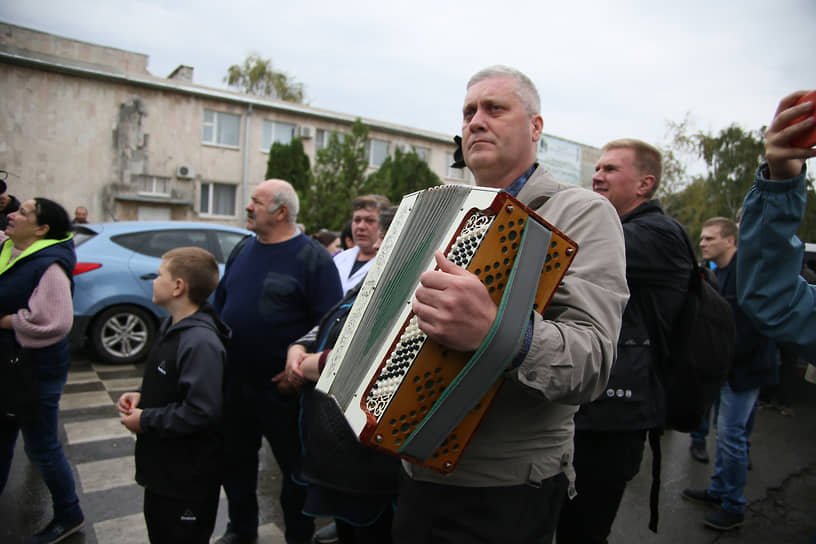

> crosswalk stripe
[60,390,114,411]
[66,370,101,384]
[93,512,148,543]
[76,456,136,494]
[64,417,134,444]
[103,377,143,391]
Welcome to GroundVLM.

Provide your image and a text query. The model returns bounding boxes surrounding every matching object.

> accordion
[316,185,577,473]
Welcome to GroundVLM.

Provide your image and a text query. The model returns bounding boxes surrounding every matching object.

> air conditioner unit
[298,125,314,139]
[176,165,195,179]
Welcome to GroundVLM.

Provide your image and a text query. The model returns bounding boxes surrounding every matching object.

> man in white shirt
[333,194,390,294]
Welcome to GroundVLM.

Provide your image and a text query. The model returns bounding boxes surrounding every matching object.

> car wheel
[90,305,156,364]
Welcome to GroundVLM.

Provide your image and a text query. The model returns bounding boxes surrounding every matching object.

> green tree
[265,137,311,196]
[662,120,816,248]
[661,121,765,250]
[364,147,441,204]
[695,124,765,220]
[302,119,370,232]
[224,53,306,103]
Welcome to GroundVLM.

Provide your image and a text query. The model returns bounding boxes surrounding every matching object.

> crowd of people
[0,69,814,544]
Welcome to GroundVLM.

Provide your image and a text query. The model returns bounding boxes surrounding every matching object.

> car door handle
[140,273,158,280]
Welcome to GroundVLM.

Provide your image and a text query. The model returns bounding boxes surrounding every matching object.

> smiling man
[392,66,628,544]
[558,139,693,542]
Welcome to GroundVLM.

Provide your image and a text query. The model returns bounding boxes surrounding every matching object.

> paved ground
[1,349,814,543]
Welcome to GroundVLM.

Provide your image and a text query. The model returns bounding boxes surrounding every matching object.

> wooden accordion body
[315,185,577,473]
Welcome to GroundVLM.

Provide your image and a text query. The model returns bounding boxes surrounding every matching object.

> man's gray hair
[271,183,300,224]
[467,65,541,117]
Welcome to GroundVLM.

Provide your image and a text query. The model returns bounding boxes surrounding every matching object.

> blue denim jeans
[707,382,760,515]
[0,341,82,523]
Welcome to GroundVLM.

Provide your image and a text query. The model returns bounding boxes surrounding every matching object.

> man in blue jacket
[737,91,816,361]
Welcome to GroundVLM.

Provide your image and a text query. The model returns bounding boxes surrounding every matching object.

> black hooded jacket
[574,200,693,431]
[135,302,231,499]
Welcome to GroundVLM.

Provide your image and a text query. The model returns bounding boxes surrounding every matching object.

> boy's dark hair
[33,198,71,239]
[162,247,219,306]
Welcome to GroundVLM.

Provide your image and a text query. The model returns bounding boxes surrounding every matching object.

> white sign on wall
[537,135,582,185]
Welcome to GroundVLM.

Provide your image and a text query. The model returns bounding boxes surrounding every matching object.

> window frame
[201,109,241,149]
[366,138,390,168]
[261,120,297,152]
[199,181,238,218]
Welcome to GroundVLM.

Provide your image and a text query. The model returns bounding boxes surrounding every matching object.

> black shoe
[314,521,339,543]
[214,531,258,544]
[690,441,709,463]
[25,516,85,544]
[704,507,744,530]
[682,488,721,507]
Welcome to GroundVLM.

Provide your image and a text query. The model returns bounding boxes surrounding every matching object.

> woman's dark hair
[340,221,353,250]
[34,198,71,239]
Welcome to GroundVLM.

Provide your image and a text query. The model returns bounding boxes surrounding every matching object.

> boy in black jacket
[117,247,231,544]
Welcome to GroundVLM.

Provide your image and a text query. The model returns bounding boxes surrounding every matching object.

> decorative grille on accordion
[316,185,577,473]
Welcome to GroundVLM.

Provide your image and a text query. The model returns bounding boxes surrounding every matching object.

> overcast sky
[2,0,815,151]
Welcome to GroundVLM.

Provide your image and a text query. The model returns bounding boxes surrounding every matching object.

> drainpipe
[242,103,252,217]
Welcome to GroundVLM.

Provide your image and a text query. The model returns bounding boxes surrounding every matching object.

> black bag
[0,346,40,423]
[660,230,735,432]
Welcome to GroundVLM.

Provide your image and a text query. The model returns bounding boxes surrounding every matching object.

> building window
[132,174,171,196]
[202,110,240,147]
[200,182,237,216]
[261,120,296,151]
[412,146,431,162]
[315,129,344,151]
[366,139,390,167]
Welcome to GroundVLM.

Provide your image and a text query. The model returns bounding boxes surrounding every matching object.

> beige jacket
[405,167,629,488]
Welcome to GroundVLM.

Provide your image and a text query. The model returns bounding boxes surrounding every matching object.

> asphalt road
[1,349,814,543]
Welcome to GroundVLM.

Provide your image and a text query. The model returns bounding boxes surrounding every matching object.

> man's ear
[531,114,543,142]
[637,175,656,197]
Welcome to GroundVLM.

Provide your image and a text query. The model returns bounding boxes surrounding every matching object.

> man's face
[592,148,647,217]
[461,76,541,187]
[74,207,88,222]
[700,225,735,263]
[0,193,10,210]
[352,207,380,255]
[245,184,282,235]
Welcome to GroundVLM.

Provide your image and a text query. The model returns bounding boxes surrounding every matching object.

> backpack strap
[225,235,252,271]
[647,428,663,532]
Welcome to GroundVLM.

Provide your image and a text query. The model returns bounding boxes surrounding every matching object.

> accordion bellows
[316,185,577,473]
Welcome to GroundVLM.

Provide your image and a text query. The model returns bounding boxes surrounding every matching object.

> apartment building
[0,22,598,227]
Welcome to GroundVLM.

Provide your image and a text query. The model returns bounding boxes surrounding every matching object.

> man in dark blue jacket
[213,179,343,544]
[682,217,778,531]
